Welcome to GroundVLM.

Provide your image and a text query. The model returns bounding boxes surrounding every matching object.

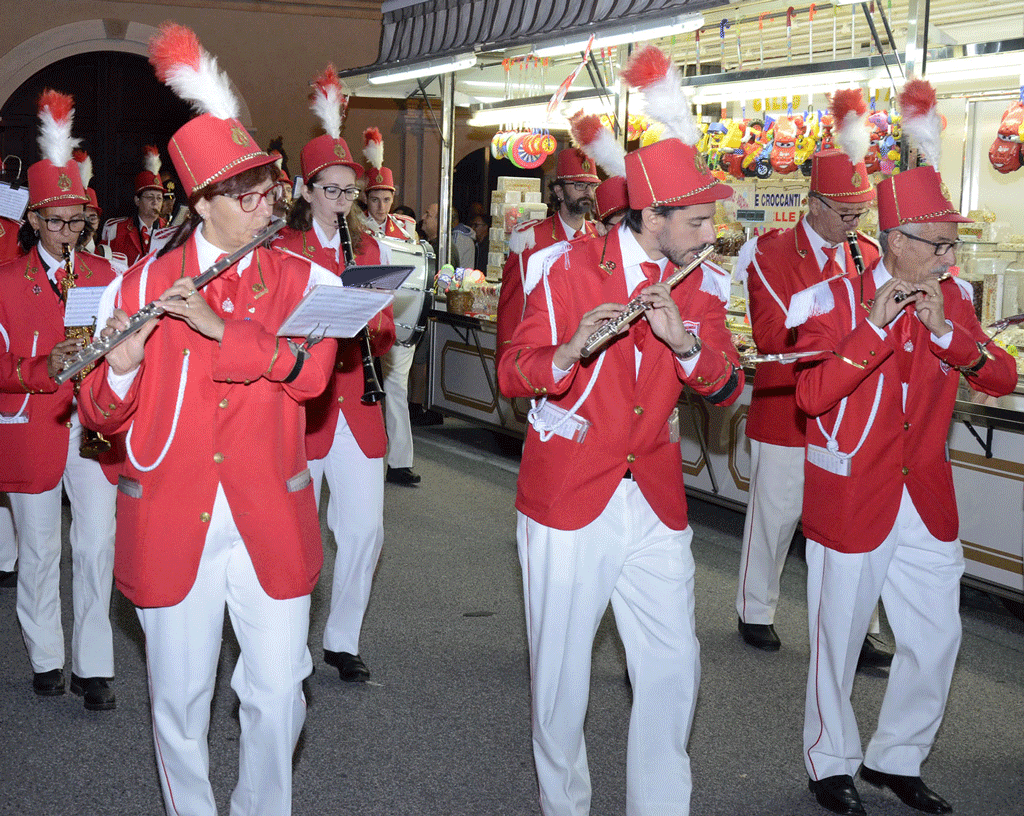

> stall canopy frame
[342,0,728,78]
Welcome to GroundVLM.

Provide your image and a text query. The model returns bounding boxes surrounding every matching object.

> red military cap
[876,166,970,231]
[625,138,732,209]
[85,188,102,218]
[135,146,165,195]
[28,90,89,210]
[300,65,363,181]
[149,23,277,198]
[595,176,629,221]
[810,149,875,203]
[364,166,396,193]
[556,148,600,183]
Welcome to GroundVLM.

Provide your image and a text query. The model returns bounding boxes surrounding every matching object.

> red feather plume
[310,64,343,103]
[830,88,867,124]
[569,111,603,146]
[37,89,73,122]
[899,78,937,121]
[620,45,672,89]
[148,22,202,82]
[72,147,87,162]
[363,127,383,145]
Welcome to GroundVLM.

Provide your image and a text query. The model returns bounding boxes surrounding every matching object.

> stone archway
[0,20,253,128]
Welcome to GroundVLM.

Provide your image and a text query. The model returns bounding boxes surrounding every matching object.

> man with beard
[498,137,743,816]
[496,149,600,366]
[791,166,1016,816]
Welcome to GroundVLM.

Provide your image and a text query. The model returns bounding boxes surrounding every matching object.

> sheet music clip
[0,155,28,221]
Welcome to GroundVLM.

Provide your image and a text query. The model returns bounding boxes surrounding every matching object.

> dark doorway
[0,51,193,221]
[453,147,550,225]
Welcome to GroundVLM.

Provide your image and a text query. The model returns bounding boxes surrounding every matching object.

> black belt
[623,469,635,480]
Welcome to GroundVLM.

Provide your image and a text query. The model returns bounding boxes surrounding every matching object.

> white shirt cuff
[106,367,138,400]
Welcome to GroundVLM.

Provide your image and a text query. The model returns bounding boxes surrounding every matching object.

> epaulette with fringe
[785,275,845,328]
[523,240,571,297]
[508,219,544,255]
[732,237,759,284]
[952,275,974,302]
[699,259,732,304]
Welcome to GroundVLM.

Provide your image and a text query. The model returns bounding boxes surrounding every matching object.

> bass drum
[378,235,435,346]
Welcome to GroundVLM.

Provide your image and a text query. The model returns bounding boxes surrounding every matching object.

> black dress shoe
[70,674,116,711]
[324,650,370,682]
[409,405,443,426]
[860,766,952,813]
[386,466,421,486]
[857,634,894,675]
[0,568,16,588]
[33,668,65,696]
[738,618,781,652]
[808,775,866,815]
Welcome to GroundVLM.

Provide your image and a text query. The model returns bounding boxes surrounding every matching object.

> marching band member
[497,45,744,816]
[72,148,116,262]
[792,82,1017,816]
[274,66,396,683]
[734,89,891,668]
[496,147,600,366]
[78,25,337,815]
[0,216,22,589]
[359,127,422,485]
[0,91,118,709]
[101,145,166,265]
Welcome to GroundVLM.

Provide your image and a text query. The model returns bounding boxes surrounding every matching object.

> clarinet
[845,231,865,276]
[337,213,386,405]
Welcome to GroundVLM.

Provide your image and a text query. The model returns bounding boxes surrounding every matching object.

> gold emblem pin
[231,125,251,147]
[852,171,863,187]
[57,172,72,191]
[333,144,347,159]
[695,154,710,175]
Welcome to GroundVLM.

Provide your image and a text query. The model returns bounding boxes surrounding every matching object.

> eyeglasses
[813,195,869,224]
[564,181,599,193]
[138,193,165,204]
[226,183,287,213]
[896,230,961,256]
[40,216,88,233]
[310,183,360,201]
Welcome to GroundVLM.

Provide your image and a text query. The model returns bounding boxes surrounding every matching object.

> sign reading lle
[735,179,806,230]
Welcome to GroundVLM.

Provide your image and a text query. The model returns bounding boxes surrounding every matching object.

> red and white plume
[620,45,700,146]
[37,89,80,167]
[148,22,240,120]
[144,144,161,175]
[72,147,92,187]
[898,78,942,167]
[363,127,384,170]
[569,111,625,177]
[830,88,870,163]
[309,64,348,139]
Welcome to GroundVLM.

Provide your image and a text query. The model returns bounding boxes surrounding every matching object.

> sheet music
[64,286,108,328]
[0,182,28,221]
[277,284,394,339]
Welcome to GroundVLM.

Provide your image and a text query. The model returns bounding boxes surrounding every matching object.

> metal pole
[901,0,929,170]
[438,71,455,267]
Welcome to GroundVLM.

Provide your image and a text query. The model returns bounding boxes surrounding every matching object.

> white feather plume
[73,149,92,187]
[163,53,239,120]
[643,73,702,146]
[835,110,870,164]
[144,147,161,175]
[37,93,79,167]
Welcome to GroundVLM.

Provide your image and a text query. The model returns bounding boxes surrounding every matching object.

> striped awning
[347,0,726,75]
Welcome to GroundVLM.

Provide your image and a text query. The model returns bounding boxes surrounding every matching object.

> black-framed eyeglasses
[310,183,360,201]
[812,194,869,223]
[896,230,961,256]
[564,181,599,193]
[41,216,88,233]
[227,183,287,213]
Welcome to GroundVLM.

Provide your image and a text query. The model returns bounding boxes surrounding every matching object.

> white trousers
[736,440,804,624]
[0,495,16,571]
[310,412,384,655]
[518,479,700,816]
[137,484,312,816]
[382,342,416,469]
[9,415,116,676]
[804,487,963,780]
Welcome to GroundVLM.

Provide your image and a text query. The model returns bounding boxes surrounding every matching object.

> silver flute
[579,244,715,359]
[54,217,286,385]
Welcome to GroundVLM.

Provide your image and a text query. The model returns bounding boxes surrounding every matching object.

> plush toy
[769,115,800,174]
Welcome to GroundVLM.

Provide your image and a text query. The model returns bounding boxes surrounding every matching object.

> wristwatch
[677,331,702,360]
